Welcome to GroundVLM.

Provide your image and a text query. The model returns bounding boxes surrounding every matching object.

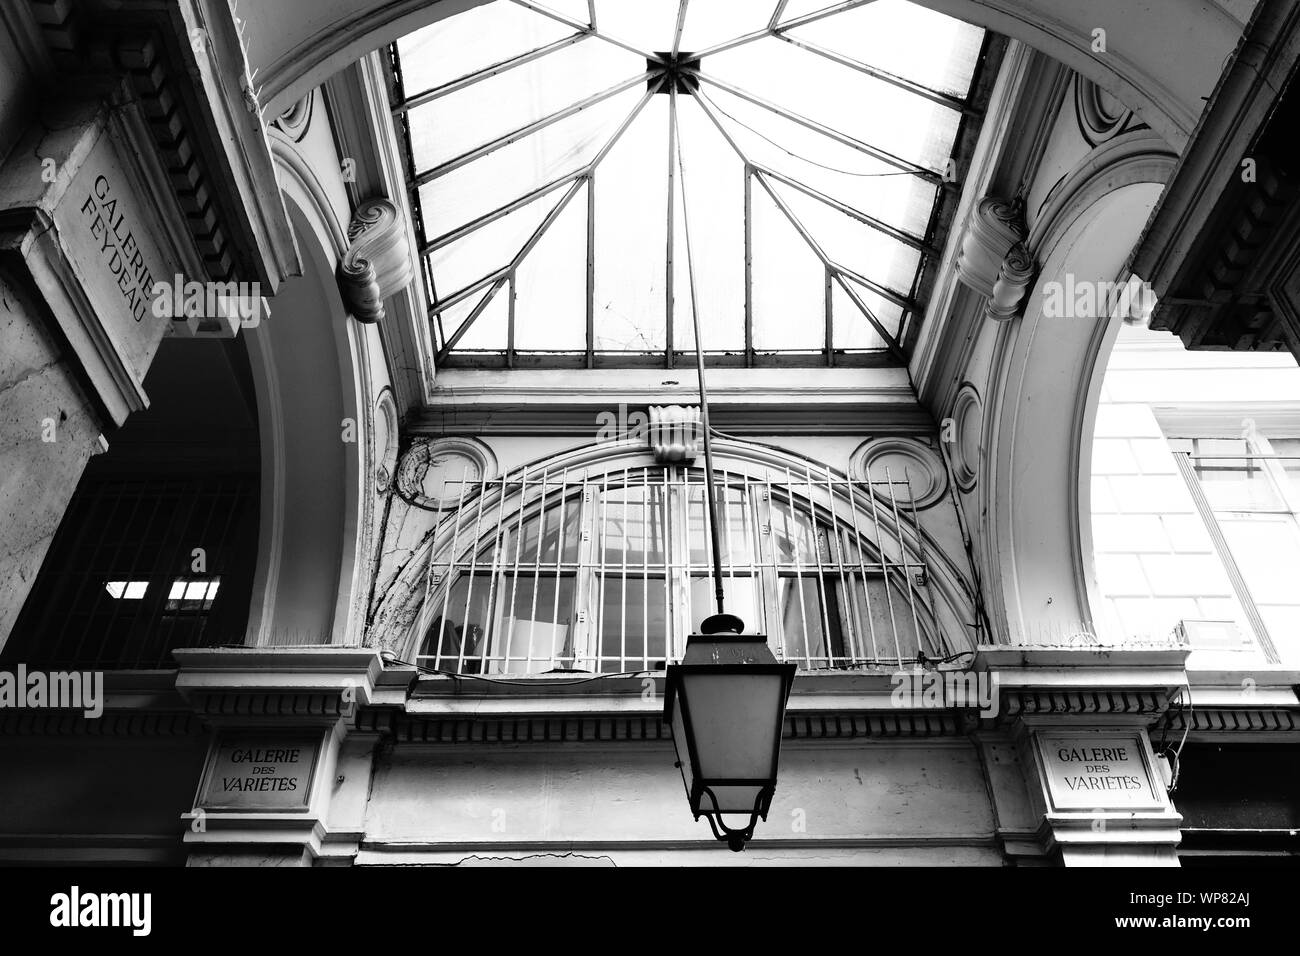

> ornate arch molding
[1028,130,1177,254]
[244,139,377,646]
[252,0,1246,153]
[369,438,980,660]
[981,133,1174,645]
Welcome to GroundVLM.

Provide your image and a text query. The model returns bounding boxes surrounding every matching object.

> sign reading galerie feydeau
[197,734,321,811]
[1036,733,1163,811]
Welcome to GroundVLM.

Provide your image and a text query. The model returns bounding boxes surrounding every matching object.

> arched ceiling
[246,0,1252,152]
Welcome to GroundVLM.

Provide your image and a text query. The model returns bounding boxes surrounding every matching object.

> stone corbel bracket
[648,405,701,463]
[336,198,414,324]
[956,197,1037,322]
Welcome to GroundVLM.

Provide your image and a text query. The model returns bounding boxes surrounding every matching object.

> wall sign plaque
[1036,733,1164,811]
[197,734,321,811]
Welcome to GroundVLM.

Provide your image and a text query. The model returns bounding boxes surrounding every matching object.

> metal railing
[414,464,946,674]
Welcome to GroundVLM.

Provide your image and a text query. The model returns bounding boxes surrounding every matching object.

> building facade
[0,0,1297,866]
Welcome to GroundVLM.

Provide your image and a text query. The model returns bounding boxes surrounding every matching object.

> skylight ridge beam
[826,260,913,309]
[396,32,589,112]
[691,91,904,359]
[777,0,878,33]
[755,164,934,252]
[691,27,771,61]
[510,0,668,63]
[666,76,679,367]
[767,0,790,32]
[695,76,942,184]
[415,70,657,185]
[672,0,690,59]
[774,33,976,115]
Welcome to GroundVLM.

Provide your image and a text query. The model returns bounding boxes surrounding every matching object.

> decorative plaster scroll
[648,405,701,463]
[956,197,1036,322]
[374,389,399,492]
[986,242,1035,322]
[395,437,496,509]
[337,198,414,323]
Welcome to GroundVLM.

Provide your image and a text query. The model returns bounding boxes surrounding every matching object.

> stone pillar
[978,646,1189,865]
[0,88,205,647]
[0,268,106,640]
[173,647,388,866]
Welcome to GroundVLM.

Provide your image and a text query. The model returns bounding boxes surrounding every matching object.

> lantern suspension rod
[671,86,727,621]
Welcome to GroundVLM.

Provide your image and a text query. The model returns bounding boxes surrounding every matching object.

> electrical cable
[381,651,654,687]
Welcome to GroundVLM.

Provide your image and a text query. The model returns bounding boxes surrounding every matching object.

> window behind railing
[3,477,259,669]
[416,465,943,674]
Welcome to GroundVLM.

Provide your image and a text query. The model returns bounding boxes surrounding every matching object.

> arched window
[413,460,946,674]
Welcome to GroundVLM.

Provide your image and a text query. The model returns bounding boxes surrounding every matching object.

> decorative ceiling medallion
[948,383,982,492]
[396,437,496,508]
[374,389,399,492]
[851,437,948,509]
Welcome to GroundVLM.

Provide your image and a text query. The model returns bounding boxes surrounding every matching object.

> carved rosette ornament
[337,198,415,324]
[956,197,1036,322]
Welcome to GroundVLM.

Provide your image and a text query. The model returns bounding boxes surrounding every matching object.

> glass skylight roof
[391,0,986,367]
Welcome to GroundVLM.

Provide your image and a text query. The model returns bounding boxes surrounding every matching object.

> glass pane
[1199,464,1284,511]
[700,84,937,236]
[495,497,583,565]
[594,0,680,52]
[599,575,670,671]
[777,575,845,666]
[416,40,642,172]
[769,179,921,297]
[751,183,824,350]
[513,183,589,351]
[1269,438,1300,497]
[846,575,923,661]
[420,573,493,671]
[689,575,762,633]
[427,189,564,300]
[449,284,509,352]
[493,574,577,672]
[685,483,754,564]
[680,0,773,53]
[593,97,668,351]
[787,0,985,97]
[770,499,835,565]
[397,3,575,99]
[416,87,639,238]
[707,36,961,170]
[832,278,892,350]
[602,483,670,566]
[673,97,746,353]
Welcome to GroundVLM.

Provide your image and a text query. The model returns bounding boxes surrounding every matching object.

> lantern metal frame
[664,620,797,851]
